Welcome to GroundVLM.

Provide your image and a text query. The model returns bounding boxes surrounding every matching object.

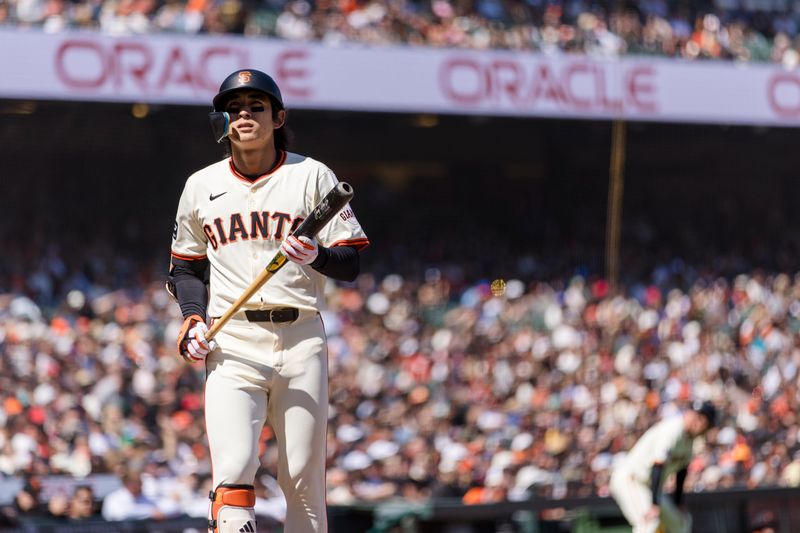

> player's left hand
[178,315,217,363]
[281,235,319,265]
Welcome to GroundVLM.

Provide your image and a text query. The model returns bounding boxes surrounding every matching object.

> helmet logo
[238,71,252,85]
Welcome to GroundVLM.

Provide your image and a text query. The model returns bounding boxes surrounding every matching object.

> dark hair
[73,485,93,495]
[274,119,291,152]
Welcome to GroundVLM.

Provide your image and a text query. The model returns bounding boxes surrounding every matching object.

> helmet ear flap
[209,112,231,143]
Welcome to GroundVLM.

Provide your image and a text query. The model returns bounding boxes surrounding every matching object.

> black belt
[244,308,299,323]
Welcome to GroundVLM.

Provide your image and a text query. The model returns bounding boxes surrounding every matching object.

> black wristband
[309,245,330,269]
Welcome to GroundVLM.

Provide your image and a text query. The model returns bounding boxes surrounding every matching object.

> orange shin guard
[208,484,256,533]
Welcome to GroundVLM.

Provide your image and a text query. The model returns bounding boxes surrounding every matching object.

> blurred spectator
[3,233,800,516]
[100,469,167,521]
[0,474,70,524]
[2,0,800,65]
[750,510,778,533]
[67,485,97,520]
[14,476,48,518]
[46,490,70,519]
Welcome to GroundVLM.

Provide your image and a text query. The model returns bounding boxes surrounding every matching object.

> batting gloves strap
[178,314,217,363]
[281,235,319,265]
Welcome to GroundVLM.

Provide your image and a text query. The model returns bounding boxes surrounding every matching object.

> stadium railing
[3,486,798,532]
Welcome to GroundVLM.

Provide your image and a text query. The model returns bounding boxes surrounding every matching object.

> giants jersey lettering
[620,415,693,489]
[171,152,369,317]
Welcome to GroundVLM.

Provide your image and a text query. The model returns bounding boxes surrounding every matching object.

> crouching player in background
[610,401,717,533]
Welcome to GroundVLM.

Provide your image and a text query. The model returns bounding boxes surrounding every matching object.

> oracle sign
[767,73,800,119]
[0,28,798,125]
[49,37,312,101]
[439,57,657,114]
[55,40,247,93]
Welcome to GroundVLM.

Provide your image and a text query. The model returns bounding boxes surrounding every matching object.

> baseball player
[609,401,717,533]
[168,69,369,533]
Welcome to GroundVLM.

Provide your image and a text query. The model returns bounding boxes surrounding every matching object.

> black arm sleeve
[650,463,664,505]
[309,245,360,282]
[673,467,688,505]
[169,258,209,320]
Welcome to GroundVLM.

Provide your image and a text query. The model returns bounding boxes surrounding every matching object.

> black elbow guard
[167,257,209,302]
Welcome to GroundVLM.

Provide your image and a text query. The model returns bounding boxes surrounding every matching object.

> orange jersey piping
[171,251,208,261]
[228,151,287,185]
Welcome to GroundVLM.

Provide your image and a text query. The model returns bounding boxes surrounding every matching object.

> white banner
[2,28,800,126]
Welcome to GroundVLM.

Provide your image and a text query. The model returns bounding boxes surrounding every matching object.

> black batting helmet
[693,400,718,427]
[212,69,284,112]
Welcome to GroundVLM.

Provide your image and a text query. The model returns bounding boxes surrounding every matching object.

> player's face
[689,414,710,437]
[224,91,285,149]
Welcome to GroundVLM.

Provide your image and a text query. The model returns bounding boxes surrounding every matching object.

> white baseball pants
[610,469,692,533]
[205,311,328,533]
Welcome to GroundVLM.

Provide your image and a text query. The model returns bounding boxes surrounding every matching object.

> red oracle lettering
[490,60,523,105]
[593,66,622,113]
[157,46,195,91]
[198,47,249,92]
[768,73,800,118]
[440,58,484,105]
[562,62,593,110]
[112,42,152,91]
[55,39,248,94]
[440,55,657,114]
[625,65,657,113]
[55,40,108,89]
[275,49,311,98]
[528,63,569,106]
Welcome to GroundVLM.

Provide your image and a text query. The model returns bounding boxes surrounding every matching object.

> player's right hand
[281,235,319,265]
[177,314,217,363]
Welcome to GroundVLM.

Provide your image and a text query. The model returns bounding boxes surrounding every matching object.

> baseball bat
[205,181,355,340]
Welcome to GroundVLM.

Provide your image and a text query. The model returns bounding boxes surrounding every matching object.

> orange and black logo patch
[238,71,252,85]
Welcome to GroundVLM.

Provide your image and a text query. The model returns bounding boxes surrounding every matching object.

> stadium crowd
[1,240,800,526]
[2,0,800,65]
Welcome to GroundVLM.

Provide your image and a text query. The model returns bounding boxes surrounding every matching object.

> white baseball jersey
[171,151,369,317]
[619,415,694,490]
